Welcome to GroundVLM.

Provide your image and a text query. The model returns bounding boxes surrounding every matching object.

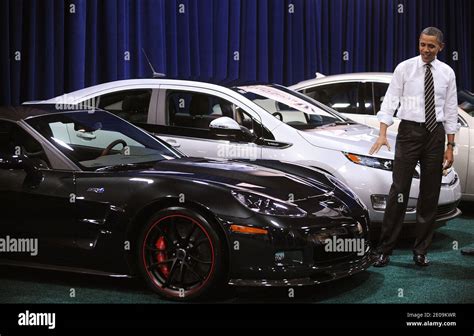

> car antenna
[142,48,166,78]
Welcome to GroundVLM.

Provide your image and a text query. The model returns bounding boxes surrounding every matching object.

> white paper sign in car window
[237,85,321,115]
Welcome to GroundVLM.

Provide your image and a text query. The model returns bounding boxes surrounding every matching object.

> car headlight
[231,190,307,217]
[343,152,393,171]
[343,152,419,178]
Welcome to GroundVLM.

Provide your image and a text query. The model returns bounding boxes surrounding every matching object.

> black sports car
[0,106,372,300]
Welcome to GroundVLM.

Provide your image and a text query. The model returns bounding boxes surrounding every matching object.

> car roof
[0,105,93,122]
[291,72,393,89]
[23,78,271,105]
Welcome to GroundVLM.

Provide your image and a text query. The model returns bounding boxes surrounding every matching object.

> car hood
[138,157,337,201]
[298,123,395,159]
[298,123,457,185]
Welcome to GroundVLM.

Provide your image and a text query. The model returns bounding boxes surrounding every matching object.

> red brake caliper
[155,236,170,278]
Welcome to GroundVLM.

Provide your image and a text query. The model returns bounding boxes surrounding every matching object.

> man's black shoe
[413,254,430,266]
[373,253,390,267]
[461,248,474,256]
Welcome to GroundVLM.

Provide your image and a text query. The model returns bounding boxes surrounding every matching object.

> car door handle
[164,139,181,148]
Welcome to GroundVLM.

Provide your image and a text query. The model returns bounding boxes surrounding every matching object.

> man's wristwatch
[447,142,456,148]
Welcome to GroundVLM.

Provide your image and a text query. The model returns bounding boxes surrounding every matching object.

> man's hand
[369,136,391,155]
[443,147,454,169]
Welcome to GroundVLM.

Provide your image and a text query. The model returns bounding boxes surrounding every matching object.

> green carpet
[0,202,473,304]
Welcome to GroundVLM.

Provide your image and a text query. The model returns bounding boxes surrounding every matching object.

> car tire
[137,206,224,301]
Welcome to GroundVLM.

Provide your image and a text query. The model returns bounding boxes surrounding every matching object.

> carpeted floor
[0,202,473,304]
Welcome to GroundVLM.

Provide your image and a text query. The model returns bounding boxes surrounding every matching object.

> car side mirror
[0,154,41,175]
[0,154,26,170]
[0,154,44,187]
[209,117,241,131]
[209,117,257,142]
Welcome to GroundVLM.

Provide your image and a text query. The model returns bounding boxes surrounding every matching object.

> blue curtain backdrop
[0,0,472,105]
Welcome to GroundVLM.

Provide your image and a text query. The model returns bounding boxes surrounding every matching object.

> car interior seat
[189,94,211,129]
[122,92,150,123]
[219,102,234,118]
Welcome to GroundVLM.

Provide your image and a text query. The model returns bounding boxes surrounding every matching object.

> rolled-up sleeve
[377,63,404,127]
[443,70,459,134]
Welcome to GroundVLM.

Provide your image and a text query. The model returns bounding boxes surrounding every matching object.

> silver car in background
[291,72,474,200]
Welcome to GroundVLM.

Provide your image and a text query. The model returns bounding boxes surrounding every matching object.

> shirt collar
[418,55,439,70]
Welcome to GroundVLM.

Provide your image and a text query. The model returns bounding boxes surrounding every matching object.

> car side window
[0,120,50,169]
[164,90,274,140]
[304,83,360,114]
[166,91,235,129]
[98,89,152,123]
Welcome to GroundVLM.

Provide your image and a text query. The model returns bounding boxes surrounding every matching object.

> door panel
[0,168,23,236]
[0,120,77,264]
[19,170,76,247]
[0,169,76,250]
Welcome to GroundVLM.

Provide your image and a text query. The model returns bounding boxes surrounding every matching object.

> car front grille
[307,220,369,266]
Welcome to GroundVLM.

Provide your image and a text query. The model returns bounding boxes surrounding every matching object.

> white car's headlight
[343,152,393,171]
[231,190,307,217]
[344,152,419,178]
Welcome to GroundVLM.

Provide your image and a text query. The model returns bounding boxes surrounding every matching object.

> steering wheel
[272,112,283,121]
[100,139,128,157]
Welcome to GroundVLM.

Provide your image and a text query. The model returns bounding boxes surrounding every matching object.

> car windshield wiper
[334,120,358,125]
[95,162,158,172]
[315,120,357,128]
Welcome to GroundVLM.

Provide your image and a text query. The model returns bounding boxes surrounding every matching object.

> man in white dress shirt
[369,27,458,267]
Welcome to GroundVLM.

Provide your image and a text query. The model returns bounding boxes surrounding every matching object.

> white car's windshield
[233,85,356,128]
[26,110,180,170]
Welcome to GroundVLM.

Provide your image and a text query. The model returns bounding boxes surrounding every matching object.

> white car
[291,72,474,200]
[25,79,462,228]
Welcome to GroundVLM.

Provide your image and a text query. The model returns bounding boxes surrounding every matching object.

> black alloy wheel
[138,207,224,300]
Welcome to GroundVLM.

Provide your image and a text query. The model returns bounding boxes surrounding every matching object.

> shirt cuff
[443,121,460,134]
[377,111,394,127]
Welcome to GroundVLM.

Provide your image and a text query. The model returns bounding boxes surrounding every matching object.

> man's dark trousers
[377,120,445,255]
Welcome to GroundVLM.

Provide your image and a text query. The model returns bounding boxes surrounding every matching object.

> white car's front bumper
[337,162,462,226]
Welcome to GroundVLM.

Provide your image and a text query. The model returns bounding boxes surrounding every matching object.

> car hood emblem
[87,187,105,194]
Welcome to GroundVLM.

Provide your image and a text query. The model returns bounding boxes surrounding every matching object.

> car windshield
[26,110,181,171]
[232,84,356,129]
